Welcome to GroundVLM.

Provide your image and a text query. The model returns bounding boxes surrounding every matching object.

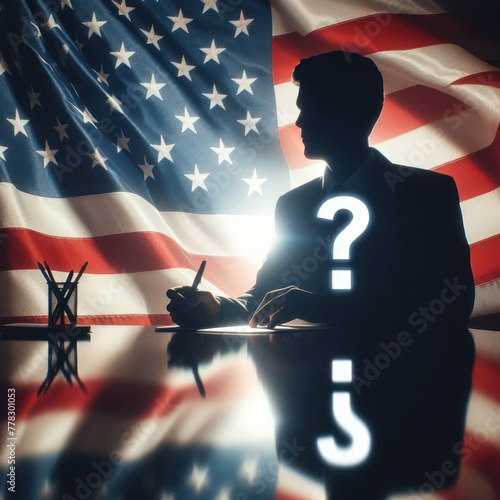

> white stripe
[471,278,500,319]
[0,182,274,257]
[462,188,500,245]
[471,329,500,360]
[277,464,327,499]
[276,44,500,128]
[270,0,445,36]
[465,392,500,449]
[0,268,244,319]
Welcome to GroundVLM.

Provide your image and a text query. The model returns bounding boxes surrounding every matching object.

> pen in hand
[190,259,207,398]
[191,259,206,291]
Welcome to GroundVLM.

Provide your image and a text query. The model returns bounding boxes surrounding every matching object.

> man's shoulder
[278,176,323,204]
[374,150,456,194]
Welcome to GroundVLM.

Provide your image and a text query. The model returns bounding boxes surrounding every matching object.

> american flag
[0,0,499,499]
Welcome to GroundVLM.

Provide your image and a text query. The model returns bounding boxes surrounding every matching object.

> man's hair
[292,51,384,130]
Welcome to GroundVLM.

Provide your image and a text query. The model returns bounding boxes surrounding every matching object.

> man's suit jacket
[219,149,476,493]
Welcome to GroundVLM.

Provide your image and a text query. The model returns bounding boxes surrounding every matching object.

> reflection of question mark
[317,196,369,290]
[317,359,371,467]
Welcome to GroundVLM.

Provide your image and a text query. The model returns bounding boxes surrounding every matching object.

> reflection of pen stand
[39,278,88,395]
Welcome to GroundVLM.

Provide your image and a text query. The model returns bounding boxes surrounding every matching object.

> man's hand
[250,286,325,328]
[166,286,222,327]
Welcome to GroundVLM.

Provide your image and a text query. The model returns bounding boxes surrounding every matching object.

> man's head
[292,51,384,161]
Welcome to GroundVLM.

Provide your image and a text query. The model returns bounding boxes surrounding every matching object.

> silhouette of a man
[167,51,475,498]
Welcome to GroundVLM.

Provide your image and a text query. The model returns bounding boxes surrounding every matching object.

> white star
[106,94,124,114]
[93,65,110,85]
[175,107,199,133]
[200,39,226,64]
[78,107,98,124]
[185,164,209,192]
[231,70,257,95]
[140,25,163,50]
[240,458,258,483]
[230,10,254,37]
[188,465,209,493]
[112,0,135,21]
[160,493,174,500]
[43,14,60,30]
[202,85,227,110]
[171,56,195,81]
[7,109,29,137]
[116,129,130,152]
[215,487,231,500]
[168,9,193,33]
[28,85,42,109]
[237,111,261,135]
[141,74,166,100]
[138,156,155,180]
[201,0,218,14]
[0,145,8,161]
[36,141,58,168]
[88,148,107,169]
[60,0,73,10]
[111,42,135,69]
[243,168,267,196]
[210,138,234,165]
[0,53,12,77]
[151,135,174,162]
[82,12,107,39]
[54,116,69,141]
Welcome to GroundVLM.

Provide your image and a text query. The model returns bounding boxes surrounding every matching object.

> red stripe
[452,70,500,88]
[0,359,260,421]
[434,126,500,202]
[0,227,258,296]
[470,235,500,287]
[0,313,171,326]
[471,352,500,404]
[272,12,483,85]
[370,85,468,145]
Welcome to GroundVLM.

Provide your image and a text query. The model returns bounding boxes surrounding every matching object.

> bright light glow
[317,392,371,467]
[331,359,352,383]
[331,270,351,290]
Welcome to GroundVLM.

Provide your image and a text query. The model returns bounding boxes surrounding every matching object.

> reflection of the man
[168,326,473,500]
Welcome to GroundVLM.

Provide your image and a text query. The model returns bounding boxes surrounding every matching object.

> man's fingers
[250,287,296,327]
[268,307,297,329]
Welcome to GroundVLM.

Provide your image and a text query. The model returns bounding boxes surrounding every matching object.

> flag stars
[175,108,200,133]
[238,111,261,135]
[60,0,73,10]
[151,135,174,162]
[168,9,193,33]
[203,85,227,110]
[0,146,8,161]
[82,12,107,39]
[36,141,58,168]
[106,94,124,114]
[116,130,130,152]
[0,53,12,77]
[140,25,163,50]
[43,14,60,31]
[215,487,231,500]
[185,164,209,192]
[79,107,98,124]
[243,168,267,196]
[200,39,226,64]
[232,70,257,95]
[138,156,155,181]
[240,458,258,483]
[111,42,135,68]
[28,85,42,109]
[188,465,209,493]
[171,56,195,81]
[141,74,166,100]
[230,11,254,37]
[201,0,218,14]
[88,148,107,169]
[7,109,29,137]
[93,65,110,85]
[54,117,69,141]
[211,139,234,165]
[112,0,135,22]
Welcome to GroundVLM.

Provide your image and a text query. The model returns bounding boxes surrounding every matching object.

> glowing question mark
[317,196,369,290]
[317,359,371,467]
